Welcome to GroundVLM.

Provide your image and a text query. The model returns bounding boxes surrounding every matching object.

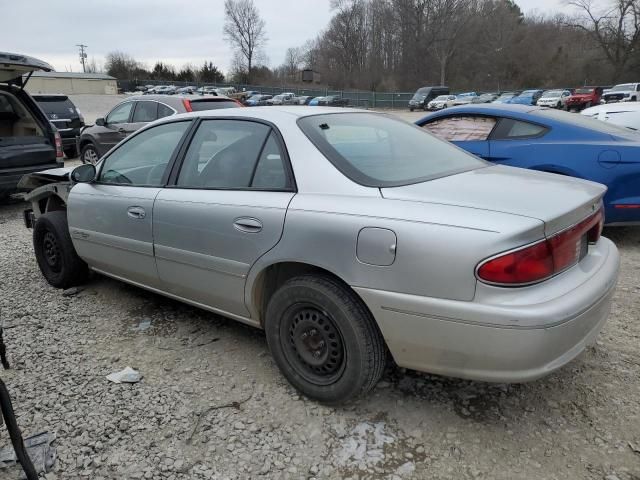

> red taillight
[477,208,603,286]
[54,131,63,158]
[182,99,193,112]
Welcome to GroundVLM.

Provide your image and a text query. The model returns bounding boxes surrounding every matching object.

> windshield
[536,108,639,136]
[412,93,427,100]
[33,96,77,116]
[297,113,485,187]
[434,95,449,101]
[542,90,562,98]
[574,88,593,94]
[611,84,634,91]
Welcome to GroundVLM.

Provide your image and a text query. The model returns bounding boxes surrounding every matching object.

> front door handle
[233,217,262,233]
[127,206,146,219]
[118,128,127,134]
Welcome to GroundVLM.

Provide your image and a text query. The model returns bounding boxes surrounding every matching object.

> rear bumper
[355,237,619,383]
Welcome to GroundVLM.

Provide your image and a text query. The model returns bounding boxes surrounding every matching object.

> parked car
[565,87,604,111]
[32,94,85,158]
[196,86,219,95]
[417,104,640,225]
[175,86,198,94]
[408,86,450,111]
[297,96,313,105]
[452,92,478,106]
[78,95,240,164]
[602,83,640,103]
[427,95,457,110]
[536,89,572,109]
[245,94,273,106]
[319,96,349,107]
[506,89,544,106]
[151,85,178,95]
[581,102,640,131]
[492,92,519,103]
[242,91,261,104]
[268,93,296,105]
[309,96,324,106]
[20,106,619,404]
[0,51,63,200]
[472,93,499,103]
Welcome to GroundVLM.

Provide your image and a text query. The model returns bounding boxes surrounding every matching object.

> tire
[63,146,77,159]
[33,211,88,289]
[556,102,561,109]
[265,275,386,404]
[584,101,592,109]
[80,143,99,165]
[409,108,414,112]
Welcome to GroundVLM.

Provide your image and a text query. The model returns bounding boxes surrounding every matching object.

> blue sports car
[417,104,640,225]
[506,89,544,105]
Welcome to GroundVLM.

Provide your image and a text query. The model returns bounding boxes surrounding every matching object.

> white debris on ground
[336,421,396,469]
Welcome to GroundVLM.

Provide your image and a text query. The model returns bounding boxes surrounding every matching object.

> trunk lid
[0,52,53,85]
[381,165,605,236]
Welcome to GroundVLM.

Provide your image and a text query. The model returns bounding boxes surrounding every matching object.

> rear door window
[131,101,158,123]
[423,116,497,141]
[157,103,174,119]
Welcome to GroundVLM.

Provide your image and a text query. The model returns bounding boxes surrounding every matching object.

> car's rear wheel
[265,275,386,404]
[33,211,88,289]
[81,143,99,165]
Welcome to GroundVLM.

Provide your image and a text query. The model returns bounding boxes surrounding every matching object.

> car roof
[420,104,539,118]
[164,106,370,123]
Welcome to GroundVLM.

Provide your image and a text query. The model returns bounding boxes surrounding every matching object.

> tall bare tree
[567,0,640,81]
[223,0,267,83]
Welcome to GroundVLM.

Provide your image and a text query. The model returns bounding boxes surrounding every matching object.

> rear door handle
[127,206,146,219]
[118,128,126,134]
[233,217,262,233]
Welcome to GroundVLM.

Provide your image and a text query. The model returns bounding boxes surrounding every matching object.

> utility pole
[76,44,88,73]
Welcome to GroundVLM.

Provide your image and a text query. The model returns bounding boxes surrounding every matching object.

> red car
[565,87,604,111]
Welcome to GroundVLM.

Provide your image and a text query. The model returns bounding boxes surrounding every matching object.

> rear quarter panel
[245,193,544,316]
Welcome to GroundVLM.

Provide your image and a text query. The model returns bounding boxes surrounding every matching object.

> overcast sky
[4,0,574,75]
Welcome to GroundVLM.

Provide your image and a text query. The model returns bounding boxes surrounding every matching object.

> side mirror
[71,164,96,183]
[95,117,105,126]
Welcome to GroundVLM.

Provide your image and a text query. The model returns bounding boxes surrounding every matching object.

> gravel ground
[0,199,639,480]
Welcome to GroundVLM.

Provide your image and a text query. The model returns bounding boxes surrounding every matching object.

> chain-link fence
[118,79,415,109]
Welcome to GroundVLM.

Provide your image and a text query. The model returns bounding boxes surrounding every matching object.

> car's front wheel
[80,143,99,165]
[33,211,88,289]
[265,275,386,404]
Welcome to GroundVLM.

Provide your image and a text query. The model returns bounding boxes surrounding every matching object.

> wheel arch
[247,261,372,329]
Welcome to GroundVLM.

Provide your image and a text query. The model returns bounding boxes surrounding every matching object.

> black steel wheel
[281,304,346,386]
[33,211,88,289]
[265,275,386,404]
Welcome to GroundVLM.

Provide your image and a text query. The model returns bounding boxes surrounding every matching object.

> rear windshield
[33,96,77,116]
[298,113,485,187]
[189,100,240,111]
[536,108,640,136]
[574,88,593,94]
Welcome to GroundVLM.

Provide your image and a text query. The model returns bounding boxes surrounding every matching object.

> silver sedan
[21,107,620,403]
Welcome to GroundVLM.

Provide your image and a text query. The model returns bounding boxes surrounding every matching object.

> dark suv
[0,52,63,200]
[32,94,84,158]
[78,94,241,164]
